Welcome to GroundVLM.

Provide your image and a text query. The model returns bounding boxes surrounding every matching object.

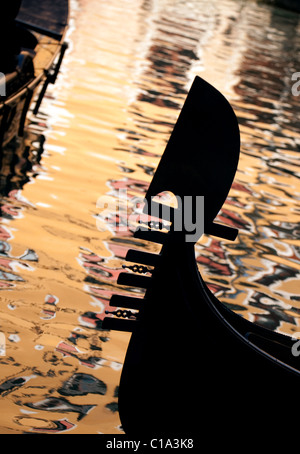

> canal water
[0,0,299,434]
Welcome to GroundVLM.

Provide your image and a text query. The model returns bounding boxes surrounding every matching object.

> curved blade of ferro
[144,75,240,240]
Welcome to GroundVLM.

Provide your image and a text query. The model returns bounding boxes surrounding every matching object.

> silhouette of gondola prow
[102,76,300,436]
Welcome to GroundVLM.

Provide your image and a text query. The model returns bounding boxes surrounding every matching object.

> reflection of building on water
[0,0,299,435]
[108,0,300,333]
[234,7,300,127]
[0,132,45,196]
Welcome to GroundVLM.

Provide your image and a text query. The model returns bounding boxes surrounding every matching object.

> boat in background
[0,0,69,151]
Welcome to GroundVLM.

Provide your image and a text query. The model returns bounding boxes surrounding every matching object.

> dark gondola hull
[117,240,300,435]
[0,72,38,148]
[17,0,69,41]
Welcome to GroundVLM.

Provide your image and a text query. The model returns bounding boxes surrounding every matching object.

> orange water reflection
[0,0,299,434]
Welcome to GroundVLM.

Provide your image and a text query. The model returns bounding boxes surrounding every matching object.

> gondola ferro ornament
[103,76,300,436]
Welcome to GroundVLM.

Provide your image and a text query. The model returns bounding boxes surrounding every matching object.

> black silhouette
[103,76,300,435]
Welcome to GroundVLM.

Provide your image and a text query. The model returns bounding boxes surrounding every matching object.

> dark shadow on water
[0,130,45,197]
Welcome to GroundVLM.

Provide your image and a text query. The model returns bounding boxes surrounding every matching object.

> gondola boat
[0,0,69,151]
[103,76,300,435]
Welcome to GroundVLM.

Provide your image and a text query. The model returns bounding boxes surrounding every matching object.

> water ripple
[0,0,299,434]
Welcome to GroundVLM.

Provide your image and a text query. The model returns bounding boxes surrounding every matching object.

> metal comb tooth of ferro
[102,226,164,332]
[101,203,238,332]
